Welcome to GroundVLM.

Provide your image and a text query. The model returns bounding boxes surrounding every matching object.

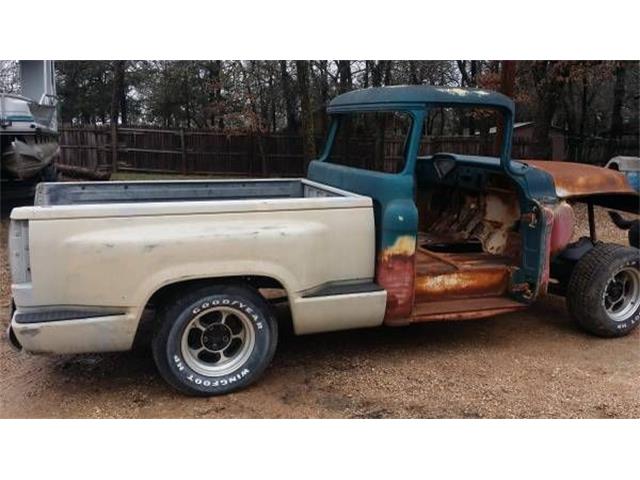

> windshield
[421,106,509,159]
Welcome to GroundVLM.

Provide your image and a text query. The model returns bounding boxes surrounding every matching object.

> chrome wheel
[181,306,255,376]
[603,266,640,322]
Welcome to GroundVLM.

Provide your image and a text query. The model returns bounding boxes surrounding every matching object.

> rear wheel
[567,243,640,337]
[152,285,278,396]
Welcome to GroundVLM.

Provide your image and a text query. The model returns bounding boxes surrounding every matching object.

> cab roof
[327,85,514,114]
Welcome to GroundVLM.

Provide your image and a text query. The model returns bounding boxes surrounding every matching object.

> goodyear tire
[567,243,640,337]
[152,285,278,396]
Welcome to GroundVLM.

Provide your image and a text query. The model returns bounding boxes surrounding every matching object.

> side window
[328,112,413,173]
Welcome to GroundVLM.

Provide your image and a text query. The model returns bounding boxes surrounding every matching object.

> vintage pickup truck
[7,86,640,396]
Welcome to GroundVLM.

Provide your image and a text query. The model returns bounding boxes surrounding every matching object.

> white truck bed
[9,178,386,354]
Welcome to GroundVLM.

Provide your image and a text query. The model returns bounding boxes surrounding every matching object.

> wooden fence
[57,125,639,179]
[58,126,316,178]
[57,126,111,178]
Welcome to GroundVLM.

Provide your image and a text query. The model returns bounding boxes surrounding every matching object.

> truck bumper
[10,309,137,354]
[6,300,22,351]
[6,324,22,351]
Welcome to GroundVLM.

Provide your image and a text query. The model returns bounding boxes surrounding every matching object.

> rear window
[328,111,413,173]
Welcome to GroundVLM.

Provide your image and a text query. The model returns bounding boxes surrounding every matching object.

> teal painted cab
[308,85,559,321]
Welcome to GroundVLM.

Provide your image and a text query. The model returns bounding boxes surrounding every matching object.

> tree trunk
[318,60,329,134]
[337,60,352,93]
[280,60,298,132]
[363,61,370,88]
[367,61,386,167]
[371,61,383,87]
[110,60,125,124]
[296,60,316,169]
[119,61,128,125]
[607,62,626,158]
[577,74,588,162]
[268,71,277,132]
[383,60,393,85]
[215,60,224,131]
[253,61,270,131]
[530,61,567,159]
[362,60,371,88]
[456,60,479,135]
[495,60,516,156]
[409,61,419,84]
[467,61,479,136]
[532,99,556,159]
[457,60,471,86]
[563,77,578,161]
[204,60,222,129]
[470,61,478,86]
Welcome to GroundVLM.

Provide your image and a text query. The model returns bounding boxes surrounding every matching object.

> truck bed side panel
[16,205,379,340]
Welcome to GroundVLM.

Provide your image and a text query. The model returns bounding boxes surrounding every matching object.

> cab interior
[410,153,526,320]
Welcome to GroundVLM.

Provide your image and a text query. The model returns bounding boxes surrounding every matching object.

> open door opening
[407,106,527,323]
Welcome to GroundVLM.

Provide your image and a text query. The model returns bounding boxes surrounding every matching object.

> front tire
[152,285,278,396]
[567,243,640,337]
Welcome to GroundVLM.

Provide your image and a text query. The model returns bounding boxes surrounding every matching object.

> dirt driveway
[1,206,638,418]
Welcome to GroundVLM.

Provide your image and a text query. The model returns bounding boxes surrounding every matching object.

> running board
[386,297,526,325]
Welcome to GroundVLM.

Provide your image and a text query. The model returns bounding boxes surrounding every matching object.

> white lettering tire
[152,285,278,396]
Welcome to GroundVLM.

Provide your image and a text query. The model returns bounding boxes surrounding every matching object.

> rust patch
[408,297,526,323]
[502,231,521,261]
[523,160,635,198]
[539,206,555,295]
[377,236,416,322]
[412,307,524,322]
[414,267,509,301]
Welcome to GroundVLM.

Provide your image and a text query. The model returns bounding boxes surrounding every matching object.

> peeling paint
[381,235,416,260]
[377,235,416,321]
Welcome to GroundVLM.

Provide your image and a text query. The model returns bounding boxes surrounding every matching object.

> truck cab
[309,85,638,331]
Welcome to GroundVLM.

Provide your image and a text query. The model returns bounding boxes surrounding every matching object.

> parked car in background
[606,156,640,193]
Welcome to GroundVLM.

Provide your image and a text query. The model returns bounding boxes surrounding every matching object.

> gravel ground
[0,203,638,418]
